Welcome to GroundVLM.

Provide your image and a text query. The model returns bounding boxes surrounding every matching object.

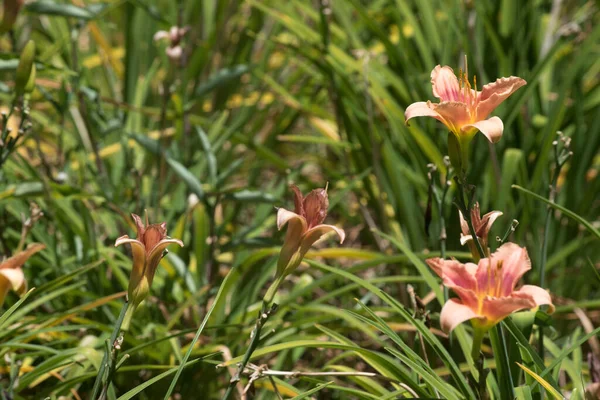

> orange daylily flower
[426,243,553,333]
[405,65,526,144]
[276,185,345,278]
[115,214,183,329]
[459,202,503,259]
[0,243,45,307]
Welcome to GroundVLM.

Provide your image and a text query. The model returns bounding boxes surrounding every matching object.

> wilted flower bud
[301,188,328,228]
[115,214,183,330]
[0,0,24,34]
[264,185,344,305]
[459,202,503,260]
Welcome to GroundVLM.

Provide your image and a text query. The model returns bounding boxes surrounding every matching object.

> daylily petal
[480,295,535,325]
[131,214,146,241]
[431,65,460,102]
[146,238,184,285]
[277,208,307,233]
[0,243,45,270]
[459,209,470,238]
[115,236,147,288]
[300,224,345,252]
[144,222,168,254]
[478,210,503,238]
[514,285,554,313]
[303,188,329,229]
[470,203,482,228]
[0,283,10,307]
[495,243,531,296]
[459,234,473,246]
[290,185,305,216]
[474,243,530,296]
[0,268,25,292]
[405,101,443,123]
[433,102,472,135]
[440,298,481,333]
[476,76,527,119]
[276,208,308,274]
[426,258,478,290]
[426,258,479,306]
[462,117,504,143]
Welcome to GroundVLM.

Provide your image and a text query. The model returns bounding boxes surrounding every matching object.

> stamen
[494,260,503,297]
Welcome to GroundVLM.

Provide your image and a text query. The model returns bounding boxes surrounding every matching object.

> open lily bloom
[459,202,503,259]
[405,65,526,144]
[0,243,45,307]
[115,214,183,312]
[276,186,345,278]
[426,243,553,333]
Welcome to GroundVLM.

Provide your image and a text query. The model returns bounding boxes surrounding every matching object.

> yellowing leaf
[516,362,563,400]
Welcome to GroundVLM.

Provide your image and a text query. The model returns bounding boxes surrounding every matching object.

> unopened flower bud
[15,40,36,95]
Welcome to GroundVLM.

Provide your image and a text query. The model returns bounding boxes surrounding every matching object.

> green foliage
[0,0,599,398]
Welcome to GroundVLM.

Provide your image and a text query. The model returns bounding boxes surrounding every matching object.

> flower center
[458,69,479,118]
[477,258,504,313]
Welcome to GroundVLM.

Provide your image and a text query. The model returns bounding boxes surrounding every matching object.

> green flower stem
[121,303,136,332]
[222,282,280,400]
[470,326,485,361]
[263,274,285,306]
[91,300,129,400]
[471,325,488,398]
[538,136,570,359]
[489,324,515,400]
[454,177,486,260]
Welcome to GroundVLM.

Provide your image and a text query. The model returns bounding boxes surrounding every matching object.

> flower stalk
[471,325,485,361]
[222,185,344,399]
[90,300,129,400]
[222,302,278,400]
[453,177,486,260]
[115,213,183,331]
[538,133,572,358]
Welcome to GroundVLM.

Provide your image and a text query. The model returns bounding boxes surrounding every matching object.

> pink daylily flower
[276,185,345,277]
[405,65,526,143]
[426,243,553,333]
[0,243,45,307]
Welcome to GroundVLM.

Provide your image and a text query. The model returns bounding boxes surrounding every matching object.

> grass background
[0,0,599,398]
